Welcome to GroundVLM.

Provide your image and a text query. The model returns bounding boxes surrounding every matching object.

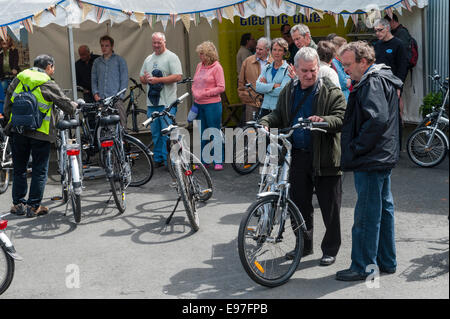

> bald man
[75,45,99,102]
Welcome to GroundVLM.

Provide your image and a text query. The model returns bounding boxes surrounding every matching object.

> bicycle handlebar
[142,93,190,127]
[177,77,193,84]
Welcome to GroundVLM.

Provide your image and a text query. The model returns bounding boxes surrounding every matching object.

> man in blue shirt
[91,35,128,127]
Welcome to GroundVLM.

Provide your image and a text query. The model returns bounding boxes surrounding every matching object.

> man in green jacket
[259,47,346,266]
[3,54,77,217]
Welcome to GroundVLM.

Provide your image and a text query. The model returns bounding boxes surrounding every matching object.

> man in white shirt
[140,32,182,167]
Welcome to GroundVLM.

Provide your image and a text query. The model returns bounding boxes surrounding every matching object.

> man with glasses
[336,41,403,281]
[2,54,78,217]
[373,19,407,150]
[290,24,318,51]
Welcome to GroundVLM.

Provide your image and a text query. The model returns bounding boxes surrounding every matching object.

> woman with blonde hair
[191,41,225,170]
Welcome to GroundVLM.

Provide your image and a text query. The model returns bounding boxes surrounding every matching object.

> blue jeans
[350,170,397,274]
[147,105,177,164]
[195,102,223,165]
[11,133,51,208]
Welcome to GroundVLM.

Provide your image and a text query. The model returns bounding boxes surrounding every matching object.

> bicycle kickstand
[166,196,181,225]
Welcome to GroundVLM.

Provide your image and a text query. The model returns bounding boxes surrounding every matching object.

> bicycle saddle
[100,115,120,125]
[56,119,80,130]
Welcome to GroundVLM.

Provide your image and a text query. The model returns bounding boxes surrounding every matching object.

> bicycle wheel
[190,153,213,202]
[0,245,14,295]
[108,147,127,214]
[174,162,199,231]
[123,134,154,187]
[0,138,11,194]
[232,126,260,175]
[67,162,82,223]
[407,128,448,167]
[238,195,304,287]
[127,108,147,133]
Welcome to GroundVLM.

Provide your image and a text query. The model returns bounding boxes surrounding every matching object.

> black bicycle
[80,92,154,188]
[0,115,11,194]
[142,92,213,232]
[231,83,266,175]
[123,78,148,133]
[79,90,133,213]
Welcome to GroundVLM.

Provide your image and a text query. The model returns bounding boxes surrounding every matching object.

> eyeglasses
[374,28,385,33]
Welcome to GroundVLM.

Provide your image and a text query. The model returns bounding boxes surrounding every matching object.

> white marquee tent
[0,0,429,122]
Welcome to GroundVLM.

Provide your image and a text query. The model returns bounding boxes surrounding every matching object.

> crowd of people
[0,13,415,282]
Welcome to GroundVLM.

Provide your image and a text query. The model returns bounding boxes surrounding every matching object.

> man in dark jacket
[336,41,403,281]
[259,47,347,266]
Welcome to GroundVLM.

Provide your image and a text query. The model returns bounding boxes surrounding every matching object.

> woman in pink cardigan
[192,41,226,170]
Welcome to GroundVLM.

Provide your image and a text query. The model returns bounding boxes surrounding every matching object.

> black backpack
[11,82,47,133]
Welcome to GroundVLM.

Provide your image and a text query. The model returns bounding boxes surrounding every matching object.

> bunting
[236,3,245,17]
[134,11,145,27]
[351,13,358,26]
[82,3,93,20]
[170,13,177,28]
[95,6,105,23]
[34,10,44,26]
[333,12,339,25]
[275,0,282,8]
[194,12,201,26]
[385,7,393,19]
[342,14,350,27]
[259,0,267,9]
[48,5,57,17]
[215,8,223,23]
[160,15,168,31]
[303,7,311,19]
[76,0,83,9]
[315,9,324,20]
[402,0,412,12]
[180,14,191,32]
[223,6,235,22]
[20,18,33,33]
[0,26,8,42]
[8,23,21,42]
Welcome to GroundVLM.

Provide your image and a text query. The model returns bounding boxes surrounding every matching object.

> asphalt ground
[0,132,448,300]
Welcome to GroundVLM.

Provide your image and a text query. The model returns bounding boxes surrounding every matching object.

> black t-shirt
[374,37,408,83]
[75,53,100,91]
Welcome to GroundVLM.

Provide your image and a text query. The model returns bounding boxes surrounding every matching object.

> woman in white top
[317,41,341,89]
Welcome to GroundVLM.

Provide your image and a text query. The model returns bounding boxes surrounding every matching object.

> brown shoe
[26,205,49,218]
[10,203,26,216]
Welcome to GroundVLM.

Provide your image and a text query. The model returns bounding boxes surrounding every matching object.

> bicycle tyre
[0,245,14,295]
[174,162,199,232]
[238,195,304,287]
[108,147,127,214]
[0,141,11,194]
[407,128,448,167]
[71,193,82,223]
[232,126,260,175]
[123,134,154,187]
[127,108,148,133]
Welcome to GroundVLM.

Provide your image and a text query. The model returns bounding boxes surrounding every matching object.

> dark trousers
[289,149,342,257]
[11,133,51,208]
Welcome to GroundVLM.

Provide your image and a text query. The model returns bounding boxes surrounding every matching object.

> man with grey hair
[75,45,99,103]
[238,37,273,121]
[290,24,318,51]
[259,47,346,266]
[336,40,402,281]
[140,32,183,167]
[374,18,407,150]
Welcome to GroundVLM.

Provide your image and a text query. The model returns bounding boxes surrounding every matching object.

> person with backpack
[2,54,77,218]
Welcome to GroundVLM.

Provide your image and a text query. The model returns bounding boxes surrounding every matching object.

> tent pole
[67,25,82,173]
[265,16,271,40]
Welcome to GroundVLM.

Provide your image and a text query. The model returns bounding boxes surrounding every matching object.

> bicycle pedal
[201,188,212,194]
[51,196,63,201]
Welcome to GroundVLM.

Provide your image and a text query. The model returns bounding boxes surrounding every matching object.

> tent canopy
[1,0,428,28]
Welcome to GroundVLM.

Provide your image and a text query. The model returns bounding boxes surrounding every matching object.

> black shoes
[320,255,336,266]
[335,269,368,281]
[285,248,313,260]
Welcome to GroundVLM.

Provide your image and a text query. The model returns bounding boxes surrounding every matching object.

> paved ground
[0,139,448,299]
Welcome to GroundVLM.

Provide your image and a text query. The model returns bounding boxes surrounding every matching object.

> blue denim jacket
[91,53,128,99]
[332,58,350,101]
[256,61,291,110]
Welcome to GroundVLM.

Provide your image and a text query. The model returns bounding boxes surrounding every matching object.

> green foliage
[419,91,443,118]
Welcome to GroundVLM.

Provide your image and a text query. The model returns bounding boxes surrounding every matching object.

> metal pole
[265,16,271,40]
[67,25,82,175]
